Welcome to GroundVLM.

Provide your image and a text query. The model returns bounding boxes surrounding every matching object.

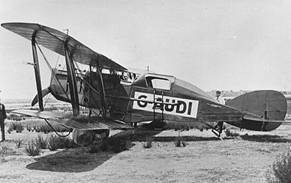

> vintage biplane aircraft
[2,22,290,145]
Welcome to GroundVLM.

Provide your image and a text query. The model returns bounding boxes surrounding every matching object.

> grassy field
[0,98,290,182]
[0,126,290,183]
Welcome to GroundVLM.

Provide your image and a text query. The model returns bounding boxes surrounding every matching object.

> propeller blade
[31,87,51,106]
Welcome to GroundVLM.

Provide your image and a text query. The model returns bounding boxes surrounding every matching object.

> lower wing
[12,109,132,130]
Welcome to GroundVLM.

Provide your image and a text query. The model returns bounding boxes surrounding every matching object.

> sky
[1,0,291,99]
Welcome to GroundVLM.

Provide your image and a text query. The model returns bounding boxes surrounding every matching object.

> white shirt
[216,97,225,105]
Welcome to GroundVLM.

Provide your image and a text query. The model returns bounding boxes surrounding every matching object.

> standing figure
[215,90,225,105]
[0,102,7,142]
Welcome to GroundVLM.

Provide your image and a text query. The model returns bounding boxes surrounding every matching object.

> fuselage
[49,69,250,130]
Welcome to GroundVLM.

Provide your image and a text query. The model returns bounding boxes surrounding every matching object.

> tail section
[226,90,287,131]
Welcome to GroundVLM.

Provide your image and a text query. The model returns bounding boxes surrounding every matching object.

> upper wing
[1,22,127,71]
[12,109,132,130]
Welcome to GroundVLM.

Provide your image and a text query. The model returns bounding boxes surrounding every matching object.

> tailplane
[226,90,287,131]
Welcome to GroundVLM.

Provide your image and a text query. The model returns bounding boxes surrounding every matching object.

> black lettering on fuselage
[176,101,186,113]
[137,95,147,107]
[165,98,175,112]
[187,102,192,115]
[133,92,199,118]
[153,97,163,110]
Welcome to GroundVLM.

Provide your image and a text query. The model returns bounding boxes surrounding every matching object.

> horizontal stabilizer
[12,109,132,130]
[226,90,287,120]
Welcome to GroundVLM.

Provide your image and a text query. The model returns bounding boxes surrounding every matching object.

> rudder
[226,90,287,131]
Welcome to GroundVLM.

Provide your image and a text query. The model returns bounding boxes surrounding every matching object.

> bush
[0,145,8,156]
[25,140,40,156]
[266,151,291,183]
[15,139,23,148]
[15,123,24,133]
[47,135,60,151]
[7,122,24,133]
[224,129,240,137]
[175,136,187,147]
[35,135,47,149]
[143,137,153,149]
[47,135,76,151]
[57,137,76,149]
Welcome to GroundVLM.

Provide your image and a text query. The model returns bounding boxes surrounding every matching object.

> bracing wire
[36,43,71,100]
[44,119,71,137]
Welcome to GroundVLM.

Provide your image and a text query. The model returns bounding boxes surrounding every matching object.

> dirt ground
[0,125,291,183]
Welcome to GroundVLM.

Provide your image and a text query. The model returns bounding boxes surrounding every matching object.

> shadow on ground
[113,129,223,142]
[240,134,291,143]
[26,130,290,172]
[26,148,115,172]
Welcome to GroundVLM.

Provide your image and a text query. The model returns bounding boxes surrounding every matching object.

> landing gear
[212,121,224,138]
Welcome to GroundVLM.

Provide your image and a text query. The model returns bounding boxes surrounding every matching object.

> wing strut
[64,38,79,116]
[31,30,44,111]
[95,64,107,118]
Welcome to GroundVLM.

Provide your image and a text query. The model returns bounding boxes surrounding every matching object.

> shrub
[7,122,24,133]
[143,137,153,149]
[0,145,8,156]
[35,135,47,149]
[26,124,32,132]
[266,151,291,183]
[15,139,23,148]
[25,140,40,156]
[15,123,24,133]
[57,137,76,149]
[47,135,76,151]
[224,129,240,137]
[47,135,60,151]
[7,123,17,133]
[175,136,187,147]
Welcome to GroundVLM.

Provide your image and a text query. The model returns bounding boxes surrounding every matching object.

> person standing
[0,102,7,142]
[215,90,225,105]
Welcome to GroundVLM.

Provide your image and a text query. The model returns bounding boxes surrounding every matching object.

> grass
[7,121,72,134]
[266,151,291,183]
[36,135,47,149]
[143,136,153,149]
[0,145,8,156]
[174,136,187,147]
[7,122,24,133]
[15,139,23,148]
[47,135,61,151]
[47,135,76,151]
[25,140,40,156]
[224,129,240,137]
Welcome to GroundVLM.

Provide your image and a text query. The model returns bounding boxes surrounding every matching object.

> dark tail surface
[226,90,287,131]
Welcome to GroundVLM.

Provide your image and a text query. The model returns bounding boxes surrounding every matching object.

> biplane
[1,22,290,145]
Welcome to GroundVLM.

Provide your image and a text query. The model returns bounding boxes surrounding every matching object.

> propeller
[31,87,51,106]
